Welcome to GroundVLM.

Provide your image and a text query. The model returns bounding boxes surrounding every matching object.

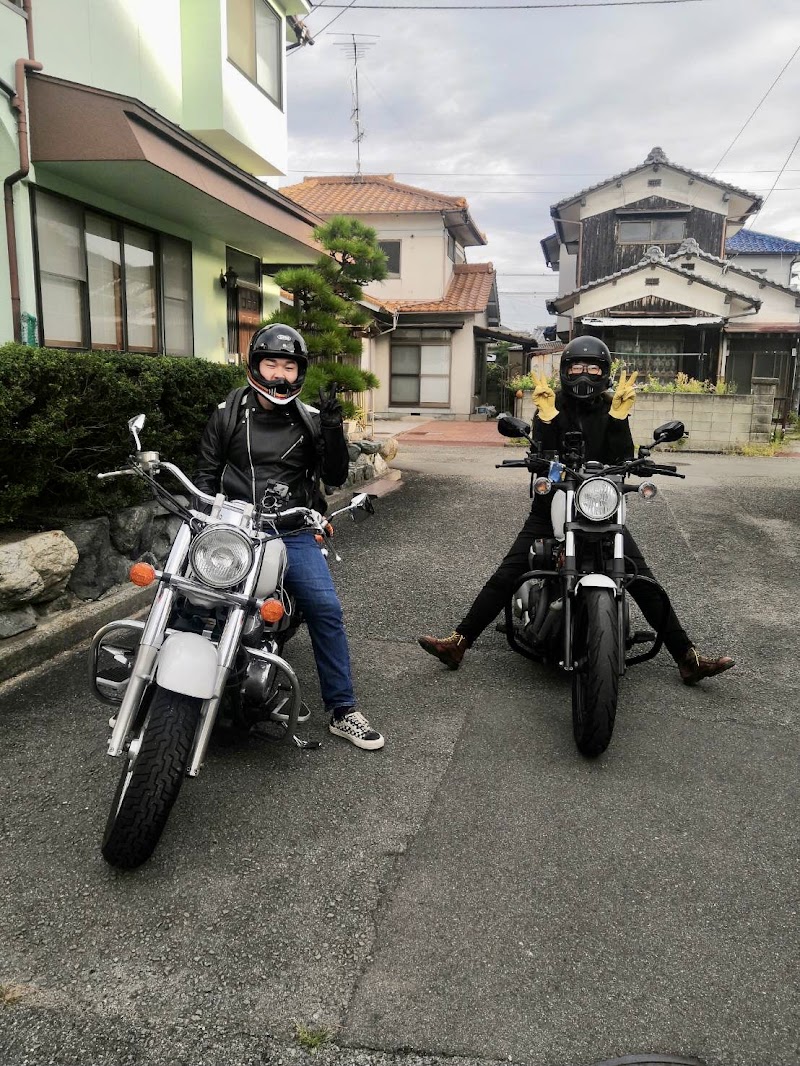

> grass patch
[293,1020,334,1053]
[1,982,34,1007]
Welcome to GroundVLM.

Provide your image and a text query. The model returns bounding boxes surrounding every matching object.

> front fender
[155,632,218,699]
[574,574,618,592]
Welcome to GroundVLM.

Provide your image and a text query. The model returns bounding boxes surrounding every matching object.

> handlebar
[496,455,685,479]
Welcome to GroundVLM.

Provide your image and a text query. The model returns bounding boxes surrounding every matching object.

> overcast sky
[281,0,800,331]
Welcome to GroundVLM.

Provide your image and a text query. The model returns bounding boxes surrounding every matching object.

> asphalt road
[0,445,797,1066]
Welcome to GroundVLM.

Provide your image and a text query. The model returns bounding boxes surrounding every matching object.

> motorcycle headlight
[575,477,620,522]
[188,525,254,589]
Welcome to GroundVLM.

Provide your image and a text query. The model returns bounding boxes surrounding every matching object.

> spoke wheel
[102,686,200,869]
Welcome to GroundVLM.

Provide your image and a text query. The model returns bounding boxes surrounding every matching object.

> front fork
[107,523,192,756]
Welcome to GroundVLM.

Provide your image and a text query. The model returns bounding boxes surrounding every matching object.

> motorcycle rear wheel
[101,685,200,869]
[571,589,619,758]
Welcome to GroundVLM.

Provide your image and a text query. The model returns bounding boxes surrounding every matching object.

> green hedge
[0,344,245,529]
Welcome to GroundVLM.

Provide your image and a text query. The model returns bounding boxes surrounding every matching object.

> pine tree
[261,216,387,414]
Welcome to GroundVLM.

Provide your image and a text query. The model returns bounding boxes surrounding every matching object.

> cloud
[285,0,800,328]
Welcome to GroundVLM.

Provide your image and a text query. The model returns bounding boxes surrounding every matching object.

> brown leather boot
[418,631,470,670]
[678,647,736,686]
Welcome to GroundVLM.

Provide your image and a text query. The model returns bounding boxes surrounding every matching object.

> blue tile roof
[726,229,800,254]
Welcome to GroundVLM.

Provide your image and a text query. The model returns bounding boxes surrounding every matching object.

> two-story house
[1,0,322,360]
[542,147,800,404]
[280,174,507,418]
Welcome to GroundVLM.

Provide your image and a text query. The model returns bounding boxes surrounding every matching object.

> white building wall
[725,253,799,289]
[357,212,449,303]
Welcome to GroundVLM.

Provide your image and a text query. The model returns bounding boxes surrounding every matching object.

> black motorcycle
[496,414,687,758]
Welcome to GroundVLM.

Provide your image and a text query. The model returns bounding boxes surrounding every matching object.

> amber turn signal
[260,599,285,623]
[314,533,324,544]
[129,562,156,587]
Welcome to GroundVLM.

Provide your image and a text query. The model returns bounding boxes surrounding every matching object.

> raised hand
[609,369,638,420]
[318,381,344,428]
[532,371,558,423]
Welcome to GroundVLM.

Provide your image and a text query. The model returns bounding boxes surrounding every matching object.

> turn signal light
[314,534,324,544]
[260,599,285,623]
[129,562,156,587]
[325,522,334,537]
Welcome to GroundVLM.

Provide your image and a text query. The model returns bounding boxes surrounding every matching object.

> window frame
[226,0,284,110]
[378,239,401,278]
[390,329,452,407]
[32,187,194,356]
[618,217,687,244]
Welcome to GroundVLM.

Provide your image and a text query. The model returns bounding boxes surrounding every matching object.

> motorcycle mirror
[653,420,686,444]
[350,492,375,524]
[496,413,531,439]
[128,414,146,451]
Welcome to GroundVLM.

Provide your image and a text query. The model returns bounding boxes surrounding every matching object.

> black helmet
[247,324,308,405]
[559,336,612,401]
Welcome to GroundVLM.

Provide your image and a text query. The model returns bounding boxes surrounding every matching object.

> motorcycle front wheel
[571,589,619,758]
[101,685,200,869]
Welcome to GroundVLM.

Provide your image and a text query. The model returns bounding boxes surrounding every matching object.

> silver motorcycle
[90,414,374,869]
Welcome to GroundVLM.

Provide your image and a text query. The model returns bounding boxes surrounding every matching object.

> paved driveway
[0,446,797,1066]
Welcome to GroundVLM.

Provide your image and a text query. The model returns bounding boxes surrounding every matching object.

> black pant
[457,506,692,661]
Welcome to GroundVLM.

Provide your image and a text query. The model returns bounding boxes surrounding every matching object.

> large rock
[0,531,79,609]
[109,504,155,556]
[63,518,129,600]
[379,437,398,462]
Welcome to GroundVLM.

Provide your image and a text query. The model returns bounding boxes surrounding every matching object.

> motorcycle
[495,413,687,758]
[89,414,375,869]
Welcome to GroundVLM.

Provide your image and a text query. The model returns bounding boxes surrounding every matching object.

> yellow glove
[532,371,558,423]
[609,369,638,420]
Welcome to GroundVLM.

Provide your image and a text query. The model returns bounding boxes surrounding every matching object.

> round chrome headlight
[575,477,620,522]
[188,525,254,589]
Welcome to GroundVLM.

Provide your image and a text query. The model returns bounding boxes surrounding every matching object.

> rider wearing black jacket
[419,337,735,687]
[195,325,384,751]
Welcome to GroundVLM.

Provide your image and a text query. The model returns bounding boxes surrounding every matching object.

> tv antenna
[332,34,378,178]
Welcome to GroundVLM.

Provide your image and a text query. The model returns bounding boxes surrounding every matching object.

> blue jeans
[282,531,356,712]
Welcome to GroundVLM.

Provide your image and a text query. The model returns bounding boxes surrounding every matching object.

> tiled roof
[553,147,761,213]
[673,240,800,296]
[547,245,760,314]
[280,174,470,214]
[725,229,800,255]
[381,263,496,314]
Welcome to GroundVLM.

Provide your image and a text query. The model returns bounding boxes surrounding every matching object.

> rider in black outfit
[419,337,735,686]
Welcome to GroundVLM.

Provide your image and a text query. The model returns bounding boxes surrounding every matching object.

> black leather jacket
[195,388,350,513]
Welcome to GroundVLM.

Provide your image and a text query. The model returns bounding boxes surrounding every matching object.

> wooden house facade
[542,148,800,411]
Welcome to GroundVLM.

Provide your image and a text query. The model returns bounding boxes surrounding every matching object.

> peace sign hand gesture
[609,369,639,420]
[532,371,558,424]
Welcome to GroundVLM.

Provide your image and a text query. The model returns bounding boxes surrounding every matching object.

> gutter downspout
[4,0,42,343]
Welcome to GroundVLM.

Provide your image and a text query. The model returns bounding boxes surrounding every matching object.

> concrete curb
[0,472,404,685]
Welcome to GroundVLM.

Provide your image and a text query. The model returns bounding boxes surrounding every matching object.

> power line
[308,0,714,8]
[287,168,800,177]
[711,41,800,173]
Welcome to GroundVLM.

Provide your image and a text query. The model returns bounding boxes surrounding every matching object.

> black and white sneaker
[328,709,385,750]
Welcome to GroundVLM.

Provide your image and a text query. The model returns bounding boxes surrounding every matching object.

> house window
[680,262,696,271]
[390,329,451,406]
[378,240,401,277]
[618,218,686,243]
[447,234,456,262]
[645,278,660,286]
[227,0,282,107]
[34,190,193,355]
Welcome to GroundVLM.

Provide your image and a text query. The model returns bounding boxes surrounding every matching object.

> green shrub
[0,344,245,529]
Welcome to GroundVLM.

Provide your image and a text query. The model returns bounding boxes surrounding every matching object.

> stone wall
[515,380,777,452]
